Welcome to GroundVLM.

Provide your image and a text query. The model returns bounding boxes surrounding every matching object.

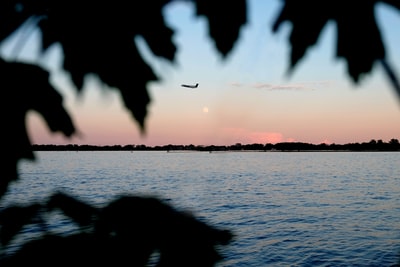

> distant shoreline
[32,139,400,152]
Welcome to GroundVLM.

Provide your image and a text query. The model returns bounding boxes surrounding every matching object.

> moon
[202,106,209,113]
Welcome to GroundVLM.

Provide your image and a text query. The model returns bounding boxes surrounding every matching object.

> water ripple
[3,151,400,266]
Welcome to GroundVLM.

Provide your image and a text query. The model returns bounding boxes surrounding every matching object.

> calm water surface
[3,151,400,266]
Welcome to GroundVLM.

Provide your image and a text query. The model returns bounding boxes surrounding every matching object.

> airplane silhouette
[181,83,199,88]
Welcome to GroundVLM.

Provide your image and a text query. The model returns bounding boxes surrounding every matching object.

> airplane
[181,83,199,88]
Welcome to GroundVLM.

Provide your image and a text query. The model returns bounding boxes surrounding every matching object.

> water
[2,151,400,266]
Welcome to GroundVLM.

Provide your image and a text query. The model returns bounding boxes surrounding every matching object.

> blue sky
[1,0,399,146]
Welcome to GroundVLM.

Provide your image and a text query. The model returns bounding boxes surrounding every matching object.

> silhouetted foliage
[1,59,75,198]
[1,0,399,265]
[273,0,400,89]
[0,192,232,266]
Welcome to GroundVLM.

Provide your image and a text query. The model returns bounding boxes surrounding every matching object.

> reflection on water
[3,151,400,266]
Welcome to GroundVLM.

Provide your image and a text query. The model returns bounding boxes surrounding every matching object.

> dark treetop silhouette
[1,0,399,266]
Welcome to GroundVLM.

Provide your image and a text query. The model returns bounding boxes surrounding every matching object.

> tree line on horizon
[32,138,400,152]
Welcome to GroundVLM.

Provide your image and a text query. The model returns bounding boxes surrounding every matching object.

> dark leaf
[335,1,384,83]
[138,16,176,61]
[380,59,400,101]
[1,59,75,198]
[133,0,177,61]
[47,192,99,228]
[96,195,233,266]
[2,59,76,136]
[0,204,41,245]
[0,234,126,266]
[0,159,18,201]
[0,0,33,43]
[195,0,247,58]
[272,1,331,74]
[0,195,233,266]
[38,1,174,130]
[381,0,400,10]
[272,0,399,91]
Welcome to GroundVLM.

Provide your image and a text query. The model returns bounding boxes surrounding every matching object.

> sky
[2,0,400,146]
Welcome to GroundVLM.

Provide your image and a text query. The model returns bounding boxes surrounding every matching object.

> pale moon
[202,106,209,113]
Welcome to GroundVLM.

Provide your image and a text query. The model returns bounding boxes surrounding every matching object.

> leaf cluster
[0,192,233,266]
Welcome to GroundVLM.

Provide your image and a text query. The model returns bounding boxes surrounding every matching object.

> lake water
[2,151,400,266]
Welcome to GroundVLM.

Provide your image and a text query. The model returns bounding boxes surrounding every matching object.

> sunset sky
[2,1,400,146]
